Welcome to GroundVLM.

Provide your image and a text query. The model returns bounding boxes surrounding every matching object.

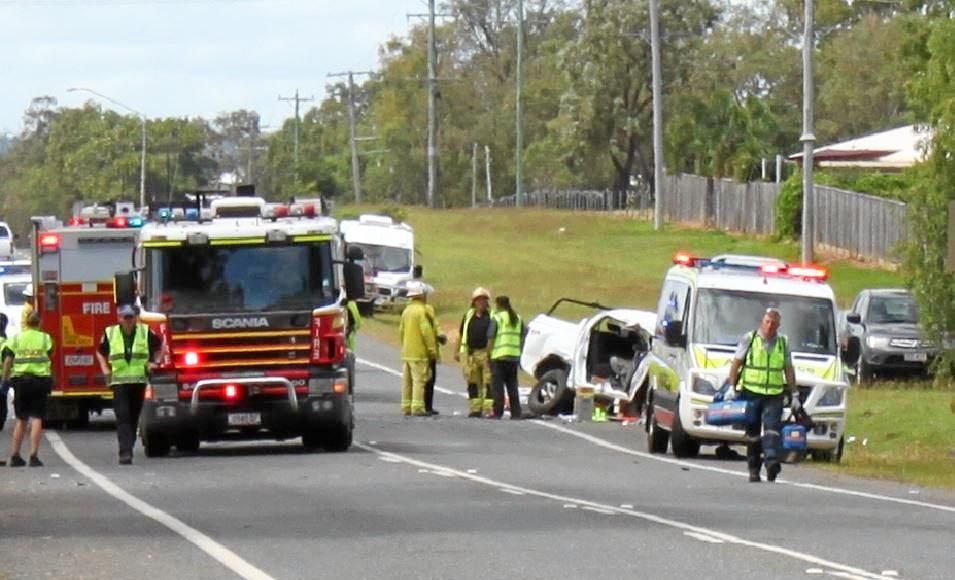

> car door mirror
[846,313,862,325]
[343,262,366,301]
[114,272,137,306]
[663,320,685,348]
[413,265,423,279]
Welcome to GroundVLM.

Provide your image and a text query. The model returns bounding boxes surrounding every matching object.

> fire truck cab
[127,196,365,456]
[30,205,145,425]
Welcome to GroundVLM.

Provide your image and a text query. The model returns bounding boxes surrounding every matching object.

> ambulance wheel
[811,436,844,464]
[142,430,171,458]
[670,406,700,458]
[527,368,573,416]
[645,402,669,454]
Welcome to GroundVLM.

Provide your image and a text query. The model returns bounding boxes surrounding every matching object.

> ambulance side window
[655,280,690,337]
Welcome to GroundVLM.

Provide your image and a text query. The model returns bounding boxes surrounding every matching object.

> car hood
[867,323,923,339]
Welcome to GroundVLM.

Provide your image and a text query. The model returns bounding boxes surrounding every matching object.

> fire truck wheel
[301,429,323,451]
[322,423,353,453]
[142,430,172,458]
[175,433,200,454]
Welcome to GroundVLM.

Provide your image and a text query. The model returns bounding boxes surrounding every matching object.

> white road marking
[535,418,955,516]
[806,569,825,575]
[620,503,634,509]
[378,456,402,463]
[358,358,462,397]
[683,531,724,544]
[46,432,276,580]
[500,489,525,496]
[827,572,871,580]
[881,572,898,577]
[358,357,955,516]
[356,442,899,580]
[581,506,617,516]
[563,504,578,509]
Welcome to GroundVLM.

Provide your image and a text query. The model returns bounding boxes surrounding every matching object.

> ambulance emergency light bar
[672,252,829,281]
[67,215,145,228]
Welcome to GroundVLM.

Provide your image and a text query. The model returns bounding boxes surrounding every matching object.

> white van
[0,222,15,260]
[339,214,420,313]
[0,274,31,336]
[641,254,856,462]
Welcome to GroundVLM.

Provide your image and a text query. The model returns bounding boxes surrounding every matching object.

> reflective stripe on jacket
[741,334,788,395]
[491,311,523,360]
[7,328,53,377]
[399,301,438,361]
[106,323,150,385]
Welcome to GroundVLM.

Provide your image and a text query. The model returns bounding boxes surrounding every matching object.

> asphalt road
[1,335,953,580]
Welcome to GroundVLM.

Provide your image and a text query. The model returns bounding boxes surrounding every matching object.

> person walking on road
[454,287,494,418]
[727,308,799,483]
[95,304,163,465]
[2,311,53,467]
[399,282,438,417]
[488,296,527,420]
[0,313,10,435]
[422,286,446,416]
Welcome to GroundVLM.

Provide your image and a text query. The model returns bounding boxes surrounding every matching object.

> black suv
[841,289,935,381]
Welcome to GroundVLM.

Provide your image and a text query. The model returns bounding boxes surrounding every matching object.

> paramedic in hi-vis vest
[727,308,799,483]
[96,304,163,465]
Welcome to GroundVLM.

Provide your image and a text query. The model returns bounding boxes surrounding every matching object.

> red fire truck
[30,206,144,425]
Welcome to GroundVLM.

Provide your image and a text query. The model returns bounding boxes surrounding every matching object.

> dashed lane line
[356,441,900,580]
[46,432,276,580]
[357,357,955,516]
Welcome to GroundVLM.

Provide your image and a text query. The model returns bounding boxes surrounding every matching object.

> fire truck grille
[171,330,312,368]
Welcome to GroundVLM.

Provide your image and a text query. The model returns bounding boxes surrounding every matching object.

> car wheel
[527,368,573,416]
[670,404,700,458]
[142,430,171,458]
[645,400,669,454]
[856,358,875,383]
[175,432,200,454]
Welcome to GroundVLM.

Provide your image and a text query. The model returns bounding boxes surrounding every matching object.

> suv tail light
[311,309,346,365]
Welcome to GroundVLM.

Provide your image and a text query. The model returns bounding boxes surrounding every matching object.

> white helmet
[405,280,429,298]
[22,283,33,298]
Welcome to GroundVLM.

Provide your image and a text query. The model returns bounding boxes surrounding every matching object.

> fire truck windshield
[146,243,336,314]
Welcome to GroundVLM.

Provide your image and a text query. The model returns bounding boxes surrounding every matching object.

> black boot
[766,462,781,483]
[748,469,761,483]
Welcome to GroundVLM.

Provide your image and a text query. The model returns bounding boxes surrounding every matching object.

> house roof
[789,124,931,169]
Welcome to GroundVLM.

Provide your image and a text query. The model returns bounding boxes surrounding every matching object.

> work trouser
[491,359,521,419]
[0,380,9,431]
[462,349,493,415]
[113,383,147,457]
[738,390,784,471]
[401,360,431,416]
[424,359,437,412]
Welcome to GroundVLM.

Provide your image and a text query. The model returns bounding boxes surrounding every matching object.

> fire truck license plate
[227,413,262,427]
[65,355,94,367]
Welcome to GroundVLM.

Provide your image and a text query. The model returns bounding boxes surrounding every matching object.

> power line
[328,70,374,204]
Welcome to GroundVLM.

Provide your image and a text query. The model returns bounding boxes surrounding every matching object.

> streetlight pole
[67,87,147,208]
[649,0,665,231]
[800,0,816,263]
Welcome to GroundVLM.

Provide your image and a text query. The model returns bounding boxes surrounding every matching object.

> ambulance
[125,195,365,456]
[640,254,857,463]
[29,205,145,425]
[339,214,420,314]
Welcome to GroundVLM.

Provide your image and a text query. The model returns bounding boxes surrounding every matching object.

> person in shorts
[2,311,54,467]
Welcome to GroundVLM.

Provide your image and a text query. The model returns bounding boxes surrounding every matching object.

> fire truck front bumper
[142,372,352,440]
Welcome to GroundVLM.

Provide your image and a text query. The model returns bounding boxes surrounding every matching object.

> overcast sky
[0,0,426,134]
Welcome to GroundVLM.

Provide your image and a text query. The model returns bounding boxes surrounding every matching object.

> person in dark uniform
[0,313,10,434]
[95,304,163,465]
[2,311,54,467]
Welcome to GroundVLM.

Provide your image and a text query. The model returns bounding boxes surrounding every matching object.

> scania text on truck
[124,196,365,457]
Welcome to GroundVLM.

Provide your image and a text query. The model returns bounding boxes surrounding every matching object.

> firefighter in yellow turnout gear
[454,287,494,417]
[398,282,438,416]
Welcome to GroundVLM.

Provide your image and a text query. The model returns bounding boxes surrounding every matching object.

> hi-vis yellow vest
[7,328,53,377]
[106,324,150,385]
[741,334,788,396]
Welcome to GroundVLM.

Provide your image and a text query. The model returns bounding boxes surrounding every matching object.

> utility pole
[515,0,525,207]
[471,143,479,208]
[427,0,438,208]
[800,0,816,263]
[278,90,314,183]
[485,144,493,204]
[649,0,665,231]
[328,71,373,203]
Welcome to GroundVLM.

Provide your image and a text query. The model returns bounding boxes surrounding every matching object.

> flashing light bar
[758,262,829,281]
[674,252,697,267]
[68,216,87,226]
